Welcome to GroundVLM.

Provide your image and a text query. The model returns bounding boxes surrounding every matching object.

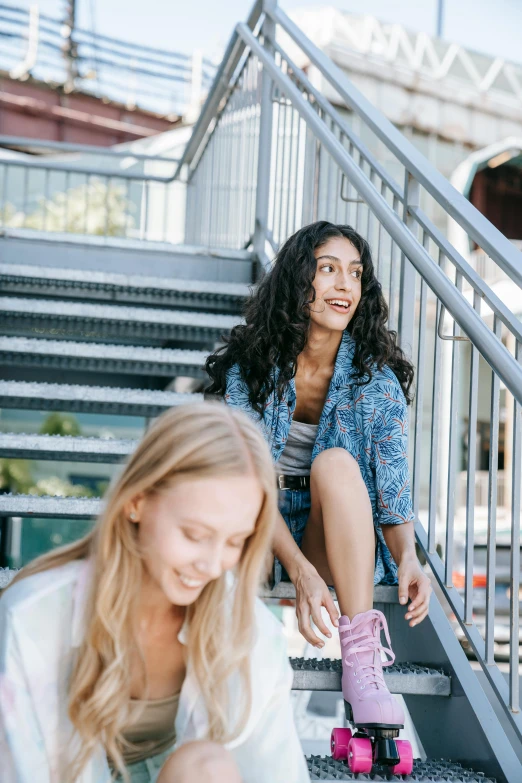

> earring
[129,512,137,521]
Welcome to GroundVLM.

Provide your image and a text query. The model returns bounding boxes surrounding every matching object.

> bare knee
[157,741,241,783]
[311,447,361,484]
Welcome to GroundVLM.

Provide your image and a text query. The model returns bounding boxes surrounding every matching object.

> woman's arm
[273,511,339,647]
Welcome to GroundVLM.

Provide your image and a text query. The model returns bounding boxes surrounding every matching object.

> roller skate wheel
[347,736,373,774]
[330,727,352,760]
[391,739,413,775]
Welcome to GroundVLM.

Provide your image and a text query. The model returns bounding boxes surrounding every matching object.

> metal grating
[0,264,249,311]
[0,337,207,378]
[307,755,497,781]
[0,494,101,519]
[0,297,238,344]
[0,380,201,416]
[291,658,451,695]
[0,433,137,463]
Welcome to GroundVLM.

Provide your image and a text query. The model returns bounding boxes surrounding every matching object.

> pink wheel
[391,739,413,775]
[330,727,352,760]
[347,736,373,774]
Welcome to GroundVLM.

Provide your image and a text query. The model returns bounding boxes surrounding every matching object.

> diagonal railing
[176,0,522,746]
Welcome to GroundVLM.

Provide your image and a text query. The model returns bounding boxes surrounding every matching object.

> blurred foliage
[40,412,82,437]
[0,459,34,494]
[3,177,135,236]
[27,476,94,498]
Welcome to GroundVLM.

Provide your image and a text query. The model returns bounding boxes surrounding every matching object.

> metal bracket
[340,173,364,203]
[437,304,470,342]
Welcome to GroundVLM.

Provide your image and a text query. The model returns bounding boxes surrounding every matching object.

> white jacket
[0,559,310,783]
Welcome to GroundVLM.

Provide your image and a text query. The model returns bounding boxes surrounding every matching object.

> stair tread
[306,755,495,782]
[0,263,251,299]
[291,657,451,695]
[0,493,102,518]
[0,380,201,415]
[0,432,137,462]
[0,297,239,328]
[0,229,254,260]
[0,336,208,365]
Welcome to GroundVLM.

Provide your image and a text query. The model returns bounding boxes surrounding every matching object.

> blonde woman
[0,402,310,783]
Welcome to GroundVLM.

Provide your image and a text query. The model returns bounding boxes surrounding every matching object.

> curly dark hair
[205,221,414,414]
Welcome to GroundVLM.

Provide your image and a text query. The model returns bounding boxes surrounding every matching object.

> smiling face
[308,236,363,334]
[127,475,263,607]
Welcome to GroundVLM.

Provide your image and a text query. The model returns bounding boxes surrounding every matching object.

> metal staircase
[1,0,522,780]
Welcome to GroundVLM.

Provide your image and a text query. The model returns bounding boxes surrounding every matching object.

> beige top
[115,692,181,767]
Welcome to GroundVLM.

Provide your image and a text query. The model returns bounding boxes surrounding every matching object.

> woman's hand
[293,563,339,648]
[398,557,432,627]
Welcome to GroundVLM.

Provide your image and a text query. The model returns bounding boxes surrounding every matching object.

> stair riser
[0,353,206,379]
[0,316,228,346]
[292,670,450,695]
[1,284,245,314]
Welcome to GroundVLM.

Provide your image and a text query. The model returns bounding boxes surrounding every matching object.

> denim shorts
[272,488,312,587]
[114,746,174,783]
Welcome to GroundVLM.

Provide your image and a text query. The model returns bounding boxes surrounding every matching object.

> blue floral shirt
[225,331,414,585]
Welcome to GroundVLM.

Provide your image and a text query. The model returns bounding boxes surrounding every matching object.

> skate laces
[340,610,395,688]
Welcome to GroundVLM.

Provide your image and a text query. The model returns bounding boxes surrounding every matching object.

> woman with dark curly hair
[206,221,431,738]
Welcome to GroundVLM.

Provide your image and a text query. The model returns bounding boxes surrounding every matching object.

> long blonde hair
[10,402,277,780]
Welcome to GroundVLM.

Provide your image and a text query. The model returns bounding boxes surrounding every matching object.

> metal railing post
[253,1,276,269]
[398,172,419,357]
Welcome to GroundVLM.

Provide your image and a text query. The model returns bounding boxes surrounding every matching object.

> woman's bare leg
[301,448,375,619]
[157,741,241,783]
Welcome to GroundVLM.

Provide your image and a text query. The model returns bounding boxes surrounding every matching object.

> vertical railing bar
[388,195,400,333]
[445,271,463,587]
[124,178,131,240]
[366,167,374,238]
[64,171,70,233]
[412,231,428,519]
[509,338,521,711]
[374,179,385,279]
[292,110,302,234]
[464,289,480,625]
[485,314,501,664]
[277,92,288,245]
[238,74,248,249]
[428,248,444,553]
[104,177,111,238]
[283,103,294,241]
[244,61,254,247]
[43,168,50,232]
[22,165,29,229]
[162,180,169,243]
[272,87,283,246]
[355,151,364,231]
[1,165,8,228]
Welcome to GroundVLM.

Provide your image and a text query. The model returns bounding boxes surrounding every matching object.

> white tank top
[277,419,318,476]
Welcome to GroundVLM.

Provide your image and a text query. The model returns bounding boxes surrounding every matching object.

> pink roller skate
[330,609,413,775]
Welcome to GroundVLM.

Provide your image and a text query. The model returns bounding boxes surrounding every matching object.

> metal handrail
[0,136,180,163]
[267,4,522,289]
[236,21,522,407]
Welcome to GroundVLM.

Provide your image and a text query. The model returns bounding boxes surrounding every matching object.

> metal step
[0,230,254,285]
[0,297,238,345]
[261,583,399,605]
[306,756,495,782]
[0,380,201,416]
[0,432,137,463]
[0,337,208,379]
[291,658,451,695]
[0,263,250,313]
[0,494,101,518]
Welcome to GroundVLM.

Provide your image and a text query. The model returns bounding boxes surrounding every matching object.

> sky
[25,0,522,66]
